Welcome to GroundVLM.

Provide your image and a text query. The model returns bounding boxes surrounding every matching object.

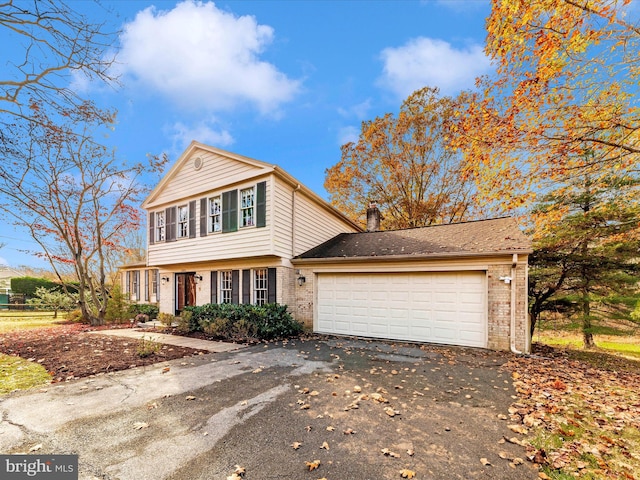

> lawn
[0,310,63,333]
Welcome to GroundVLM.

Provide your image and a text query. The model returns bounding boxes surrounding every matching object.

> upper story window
[156,212,165,242]
[209,196,222,233]
[177,205,189,238]
[240,187,255,227]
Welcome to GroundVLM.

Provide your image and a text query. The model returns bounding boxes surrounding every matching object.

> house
[122,142,532,353]
[0,266,20,309]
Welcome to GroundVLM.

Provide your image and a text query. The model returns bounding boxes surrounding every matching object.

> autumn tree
[528,151,639,346]
[0,0,116,130]
[454,0,640,213]
[325,87,478,229]
[0,102,165,325]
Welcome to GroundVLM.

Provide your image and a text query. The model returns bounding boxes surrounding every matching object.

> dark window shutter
[210,271,217,304]
[149,212,155,245]
[267,267,277,303]
[200,198,207,237]
[256,181,266,228]
[166,207,176,242]
[222,189,238,232]
[242,269,251,304]
[189,200,196,238]
[125,271,130,296]
[156,270,161,301]
[144,270,149,301]
[231,270,239,304]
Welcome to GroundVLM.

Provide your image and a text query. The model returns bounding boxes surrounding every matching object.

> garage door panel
[316,272,486,348]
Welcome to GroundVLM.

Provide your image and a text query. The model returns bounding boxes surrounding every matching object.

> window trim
[177,204,189,238]
[220,270,233,304]
[240,187,255,228]
[254,268,268,306]
[156,211,166,242]
[208,195,222,233]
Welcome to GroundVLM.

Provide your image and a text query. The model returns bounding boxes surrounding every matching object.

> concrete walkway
[88,328,245,353]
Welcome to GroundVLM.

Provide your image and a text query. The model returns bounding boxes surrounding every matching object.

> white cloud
[337,125,360,146]
[169,119,234,151]
[378,37,491,98]
[337,99,372,119]
[118,1,301,114]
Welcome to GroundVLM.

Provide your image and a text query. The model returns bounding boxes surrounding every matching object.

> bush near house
[184,303,302,341]
[128,303,159,321]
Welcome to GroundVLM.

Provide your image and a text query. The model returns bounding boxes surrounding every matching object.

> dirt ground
[0,323,206,382]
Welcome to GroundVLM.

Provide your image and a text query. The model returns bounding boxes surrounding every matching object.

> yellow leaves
[226,465,245,480]
[305,460,320,471]
[320,441,330,450]
[291,441,302,450]
[399,469,416,478]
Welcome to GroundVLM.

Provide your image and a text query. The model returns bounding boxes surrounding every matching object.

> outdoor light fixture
[297,275,306,286]
[161,276,170,284]
[194,274,203,282]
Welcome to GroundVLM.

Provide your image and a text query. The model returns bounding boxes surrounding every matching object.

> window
[240,187,254,227]
[151,269,158,300]
[254,268,268,306]
[177,205,188,238]
[132,270,140,301]
[220,271,233,304]
[156,212,165,242]
[209,196,222,233]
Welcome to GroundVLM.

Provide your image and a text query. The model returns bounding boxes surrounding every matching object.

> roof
[294,217,531,261]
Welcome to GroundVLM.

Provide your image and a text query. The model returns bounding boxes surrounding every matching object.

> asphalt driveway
[0,337,538,479]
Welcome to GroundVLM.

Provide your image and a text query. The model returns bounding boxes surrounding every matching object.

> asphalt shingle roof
[295,217,531,260]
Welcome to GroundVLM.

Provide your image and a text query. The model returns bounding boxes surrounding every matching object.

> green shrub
[65,308,86,323]
[10,277,58,297]
[177,310,193,333]
[105,284,130,323]
[184,303,302,340]
[136,336,162,357]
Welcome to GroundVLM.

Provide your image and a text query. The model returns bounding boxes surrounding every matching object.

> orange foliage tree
[454,0,639,213]
[0,102,166,325]
[325,87,479,230]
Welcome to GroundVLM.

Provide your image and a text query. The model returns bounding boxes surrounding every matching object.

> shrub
[176,310,193,333]
[10,277,58,297]
[65,308,86,323]
[184,303,302,341]
[137,336,162,357]
[105,284,130,323]
[128,303,159,320]
[157,312,175,327]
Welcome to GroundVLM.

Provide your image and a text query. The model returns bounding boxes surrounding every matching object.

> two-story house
[122,141,532,353]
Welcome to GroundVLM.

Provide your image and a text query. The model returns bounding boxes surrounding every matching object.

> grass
[535,330,640,361]
[0,353,51,394]
[0,311,63,333]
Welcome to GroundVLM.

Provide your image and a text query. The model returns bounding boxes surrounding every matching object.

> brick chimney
[366,202,381,232]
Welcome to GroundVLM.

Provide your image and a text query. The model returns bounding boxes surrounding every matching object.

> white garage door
[316,272,486,348]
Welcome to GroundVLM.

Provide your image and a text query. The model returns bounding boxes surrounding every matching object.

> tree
[325,87,478,229]
[454,0,640,212]
[0,102,166,325]
[27,286,77,318]
[528,152,639,347]
[0,0,116,129]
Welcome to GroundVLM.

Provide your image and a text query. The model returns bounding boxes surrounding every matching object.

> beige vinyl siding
[148,179,273,266]
[149,151,268,207]
[272,176,294,258]
[293,193,359,256]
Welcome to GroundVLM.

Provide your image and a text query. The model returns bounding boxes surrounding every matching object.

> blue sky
[0,0,492,268]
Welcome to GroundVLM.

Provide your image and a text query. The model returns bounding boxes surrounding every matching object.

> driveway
[0,337,538,479]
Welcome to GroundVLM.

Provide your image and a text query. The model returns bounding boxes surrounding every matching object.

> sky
[0,0,492,268]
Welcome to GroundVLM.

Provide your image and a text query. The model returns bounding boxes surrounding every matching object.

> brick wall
[487,263,529,352]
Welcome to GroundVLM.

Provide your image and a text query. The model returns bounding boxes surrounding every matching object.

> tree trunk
[582,289,594,348]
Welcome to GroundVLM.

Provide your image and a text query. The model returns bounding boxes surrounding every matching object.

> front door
[175,273,196,315]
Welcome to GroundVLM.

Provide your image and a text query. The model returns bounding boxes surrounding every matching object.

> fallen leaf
[227,474,241,480]
[309,390,319,396]
[326,426,335,432]
[306,460,320,471]
[185,395,196,401]
[480,457,492,466]
[291,442,302,450]
[234,465,245,475]
[29,444,42,452]
[406,449,414,456]
[343,428,356,435]
[162,367,170,373]
[133,422,149,430]
[399,469,416,478]
[507,424,528,434]
[321,441,329,450]
[381,448,400,458]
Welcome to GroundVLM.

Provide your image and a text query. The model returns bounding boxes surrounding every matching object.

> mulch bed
[0,323,207,383]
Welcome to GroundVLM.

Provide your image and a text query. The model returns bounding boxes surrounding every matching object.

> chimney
[366,202,381,232]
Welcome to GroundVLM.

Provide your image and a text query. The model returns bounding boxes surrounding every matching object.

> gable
[143,142,274,209]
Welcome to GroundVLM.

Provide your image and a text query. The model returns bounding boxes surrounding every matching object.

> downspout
[510,253,523,354]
